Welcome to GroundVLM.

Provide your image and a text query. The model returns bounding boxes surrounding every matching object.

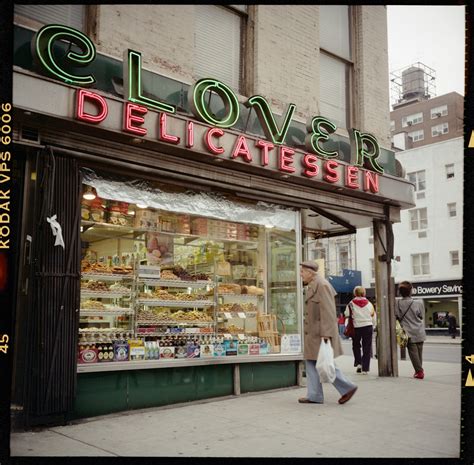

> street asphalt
[9,343,462,459]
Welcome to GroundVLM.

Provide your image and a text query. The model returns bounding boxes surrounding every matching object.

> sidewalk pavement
[9,355,461,458]
[425,335,462,344]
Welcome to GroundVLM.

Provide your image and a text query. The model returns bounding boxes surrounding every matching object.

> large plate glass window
[78,169,301,366]
[319,5,352,129]
[268,229,300,349]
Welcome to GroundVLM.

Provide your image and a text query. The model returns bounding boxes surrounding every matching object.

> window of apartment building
[409,208,428,231]
[408,129,424,142]
[446,163,455,179]
[450,250,460,266]
[402,112,423,128]
[411,253,430,276]
[447,202,457,218]
[407,170,426,192]
[431,122,449,137]
[319,5,351,129]
[311,244,328,276]
[430,104,448,119]
[336,242,350,275]
[194,5,246,92]
[14,4,86,31]
[368,226,374,244]
[312,246,327,262]
[390,120,395,131]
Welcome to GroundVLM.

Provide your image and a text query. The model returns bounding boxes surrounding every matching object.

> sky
[387,5,465,100]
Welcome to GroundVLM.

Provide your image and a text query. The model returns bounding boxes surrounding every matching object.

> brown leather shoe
[298,397,321,404]
[338,387,358,405]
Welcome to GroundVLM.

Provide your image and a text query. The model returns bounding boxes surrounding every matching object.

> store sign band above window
[31,24,384,177]
[75,90,380,194]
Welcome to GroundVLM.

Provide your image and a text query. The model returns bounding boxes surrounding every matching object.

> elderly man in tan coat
[299,261,358,405]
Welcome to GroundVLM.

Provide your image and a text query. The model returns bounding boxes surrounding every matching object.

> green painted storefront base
[73,361,298,419]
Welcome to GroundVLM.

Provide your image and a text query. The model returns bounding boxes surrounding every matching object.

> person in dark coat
[298,261,357,405]
[447,312,457,339]
[395,281,426,379]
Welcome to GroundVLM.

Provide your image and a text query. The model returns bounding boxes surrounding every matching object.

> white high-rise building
[356,102,463,334]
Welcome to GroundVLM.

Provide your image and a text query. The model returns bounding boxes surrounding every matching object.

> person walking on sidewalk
[396,281,426,379]
[337,312,346,338]
[299,261,358,405]
[447,312,457,339]
[344,286,376,375]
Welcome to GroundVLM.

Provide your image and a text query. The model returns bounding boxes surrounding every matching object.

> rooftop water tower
[401,66,426,100]
[390,62,436,109]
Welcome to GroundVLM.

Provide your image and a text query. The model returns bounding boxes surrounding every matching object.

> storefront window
[268,229,300,346]
[78,170,301,365]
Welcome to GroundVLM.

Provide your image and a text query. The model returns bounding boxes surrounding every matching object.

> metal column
[373,219,398,377]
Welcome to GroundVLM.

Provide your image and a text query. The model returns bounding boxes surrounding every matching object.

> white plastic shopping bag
[316,338,336,383]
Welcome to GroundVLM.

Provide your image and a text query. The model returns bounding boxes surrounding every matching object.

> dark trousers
[407,340,424,372]
[352,325,373,372]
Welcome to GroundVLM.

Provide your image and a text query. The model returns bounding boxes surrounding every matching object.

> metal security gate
[23,148,81,426]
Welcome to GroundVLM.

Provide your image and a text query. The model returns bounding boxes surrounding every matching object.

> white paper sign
[237,312,246,319]
[280,334,302,354]
[224,312,232,319]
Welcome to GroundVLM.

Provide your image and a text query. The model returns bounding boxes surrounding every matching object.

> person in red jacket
[337,312,346,338]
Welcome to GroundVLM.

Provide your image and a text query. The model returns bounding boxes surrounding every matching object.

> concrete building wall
[253,5,319,120]
[96,5,196,83]
[353,6,391,148]
[91,5,391,149]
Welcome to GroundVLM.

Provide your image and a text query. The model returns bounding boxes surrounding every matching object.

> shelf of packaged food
[217,331,256,336]
[217,312,258,318]
[81,291,131,299]
[80,309,134,316]
[81,273,133,281]
[135,332,178,337]
[79,328,125,334]
[218,294,262,300]
[79,320,111,326]
[137,321,214,326]
[138,299,214,307]
[139,279,214,288]
[81,221,259,245]
[137,330,214,336]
